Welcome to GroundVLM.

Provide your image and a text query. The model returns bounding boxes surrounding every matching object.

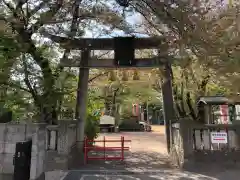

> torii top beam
[42,32,165,50]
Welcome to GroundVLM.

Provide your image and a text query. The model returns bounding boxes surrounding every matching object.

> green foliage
[85,113,100,140]
[121,71,128,81]
[132,70,140,80]
[0,31,21,115]
[0,0,134,124]
[108,70,117,81]
[1,0,239,126]
[207,83,229,96]
[84,94,104,140]
[0,32,19,61]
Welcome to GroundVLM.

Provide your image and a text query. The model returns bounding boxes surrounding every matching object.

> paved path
[47,168,240,180]
[47,131,240,180]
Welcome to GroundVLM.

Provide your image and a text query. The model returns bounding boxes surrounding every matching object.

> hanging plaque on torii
[114,36,135,66]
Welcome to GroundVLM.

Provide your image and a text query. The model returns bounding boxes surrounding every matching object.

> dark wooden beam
[161,63,175,153]
[42,32,166,50]
[61,57,167,68]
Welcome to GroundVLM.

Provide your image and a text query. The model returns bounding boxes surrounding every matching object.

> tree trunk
[186,92,197,120]
[173,84,185,117]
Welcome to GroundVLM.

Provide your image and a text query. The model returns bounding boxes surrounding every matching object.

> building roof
[197,96,230,105]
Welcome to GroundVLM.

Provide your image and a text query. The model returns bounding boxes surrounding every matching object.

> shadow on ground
[63,131,240,180]
[63,150,240,180]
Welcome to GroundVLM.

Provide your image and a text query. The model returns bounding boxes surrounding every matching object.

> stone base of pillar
[0,172,45,180]
[77,141,84,151]
[0,173,13,180]
[76,120,85,150]
[34,172,45,180]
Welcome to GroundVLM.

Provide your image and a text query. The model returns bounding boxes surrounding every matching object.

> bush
[0,109,12,123]
[84,96,103,140]
[84,113,100,140]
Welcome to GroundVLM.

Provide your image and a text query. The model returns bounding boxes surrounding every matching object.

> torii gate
[45,33,175,152]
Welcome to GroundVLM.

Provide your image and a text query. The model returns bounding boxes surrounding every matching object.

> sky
[83,6,146,38]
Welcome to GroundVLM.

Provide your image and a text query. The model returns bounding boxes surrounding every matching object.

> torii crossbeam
[42,32,169,68]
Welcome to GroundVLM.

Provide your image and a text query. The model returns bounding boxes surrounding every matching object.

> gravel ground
[151,125,166,135]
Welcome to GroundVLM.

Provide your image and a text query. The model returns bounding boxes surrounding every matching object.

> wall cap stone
[172,123,180,128]
[46,125,59,130]
[68,124,76,128]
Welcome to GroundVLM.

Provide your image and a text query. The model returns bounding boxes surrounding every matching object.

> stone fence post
[45,120,78,171]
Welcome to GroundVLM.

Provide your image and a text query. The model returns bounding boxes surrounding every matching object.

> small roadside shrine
[197,96,240,124]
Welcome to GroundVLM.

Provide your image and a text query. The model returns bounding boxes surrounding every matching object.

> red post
[84,137,87,164]
[121,136,124,161]
[103,136,106,160]
[84,136,131,163]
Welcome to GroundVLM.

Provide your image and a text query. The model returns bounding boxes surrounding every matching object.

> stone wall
[0,123,46,180]
[0,120,80,180]
[170,119,240,169]
[45,120,79,171]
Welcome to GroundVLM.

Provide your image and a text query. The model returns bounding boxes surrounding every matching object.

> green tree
[0,29,21,116]
[0,0,133,124]
[133,1,240,121]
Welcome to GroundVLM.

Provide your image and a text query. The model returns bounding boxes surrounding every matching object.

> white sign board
[210,132,228,144]
[100,115,115,125]
[236,105,240,121]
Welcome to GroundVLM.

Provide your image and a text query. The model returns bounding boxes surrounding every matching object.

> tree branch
[55,0,82,118]
[22,55,40,105]
[2,0,15,13]
[0,82,30,93]
[16,0,28,9]
[30,0,64,33]
[55,0,82,77]
[88,71,109,83]
[28,0,49,16]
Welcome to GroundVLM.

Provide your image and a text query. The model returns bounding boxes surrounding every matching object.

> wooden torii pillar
[44,32,175,152]
[161,62,174,152]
